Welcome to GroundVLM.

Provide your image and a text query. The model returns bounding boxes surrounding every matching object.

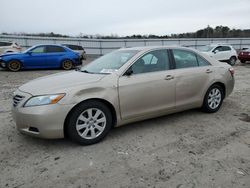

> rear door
[171,49,213,108]
[45,46,66,68]
[118,49,176,120]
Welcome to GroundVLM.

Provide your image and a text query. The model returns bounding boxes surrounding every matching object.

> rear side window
[46,46,65,53]
[197,55,210,66]
[172,49,198,69]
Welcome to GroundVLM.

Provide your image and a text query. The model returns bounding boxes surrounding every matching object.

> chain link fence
[1,35,250,55]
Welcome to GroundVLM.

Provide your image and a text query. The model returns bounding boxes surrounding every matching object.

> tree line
[1,26,250,39]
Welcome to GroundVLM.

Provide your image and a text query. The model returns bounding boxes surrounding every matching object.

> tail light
[229,67,234,77]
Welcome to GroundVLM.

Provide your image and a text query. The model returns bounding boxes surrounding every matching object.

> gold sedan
[12,46,234,145]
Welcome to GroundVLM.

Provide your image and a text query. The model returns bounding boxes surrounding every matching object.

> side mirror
[213,49,219,54]
[124,68,133,76]
[27,51,32,55]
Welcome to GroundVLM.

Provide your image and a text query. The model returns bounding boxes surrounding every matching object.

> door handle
[165,75,174,80]
[206,69,213,73]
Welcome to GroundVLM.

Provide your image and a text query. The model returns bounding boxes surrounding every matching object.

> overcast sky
[0,0,250,36]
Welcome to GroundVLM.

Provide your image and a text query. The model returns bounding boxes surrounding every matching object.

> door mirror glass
[124,68,133,76]
[213,49,219,53]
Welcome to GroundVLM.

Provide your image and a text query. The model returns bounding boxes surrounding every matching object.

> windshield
[198,45,214,52]
[23,46,35,53]
[80,50,138,74]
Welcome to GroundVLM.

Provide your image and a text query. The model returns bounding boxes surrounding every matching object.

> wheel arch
[207,82,226,99]
[7,59,23,69]
[63,98,117,138]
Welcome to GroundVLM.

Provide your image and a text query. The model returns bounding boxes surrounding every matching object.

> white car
[198,44,237,65]
[0,41,22,55]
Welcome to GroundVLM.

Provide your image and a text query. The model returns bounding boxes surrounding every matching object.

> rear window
[64,44,83,50]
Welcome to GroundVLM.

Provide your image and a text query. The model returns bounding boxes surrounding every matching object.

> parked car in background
[0,41,21,54]
[238,47,250,63]
[198,44,237,65]
[62,44,86,60]
[12,46,234,145]
[0,44,80,71]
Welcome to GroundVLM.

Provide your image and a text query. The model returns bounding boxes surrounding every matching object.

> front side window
[172,49,198,69]
[130,50,170,74]
[81,50,138,74]
[213,46,223,52]
[31,46,45,53]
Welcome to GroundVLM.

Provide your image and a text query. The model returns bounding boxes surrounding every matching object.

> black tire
[62,59,73,70]
[66,100,113,145]
[202,84,224,113]
[7,60,21,72]
[240,60,246,63]
[228,56,236,66]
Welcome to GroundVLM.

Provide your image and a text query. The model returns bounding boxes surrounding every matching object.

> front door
[118,49,176,120]
[24,46,47,68]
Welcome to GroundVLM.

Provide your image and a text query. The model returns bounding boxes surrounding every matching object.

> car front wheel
[202,84,224,113]
[7,60,21,72]
[66,101,113,145]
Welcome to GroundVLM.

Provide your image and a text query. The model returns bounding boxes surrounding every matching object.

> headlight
[24,94,65,107]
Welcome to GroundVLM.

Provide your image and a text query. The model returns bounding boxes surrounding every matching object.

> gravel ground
[0,61,250,188]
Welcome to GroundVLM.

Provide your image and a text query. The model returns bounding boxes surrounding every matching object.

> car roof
[32,44,65,48]
[208,43,232,47]
[118,45,193,52]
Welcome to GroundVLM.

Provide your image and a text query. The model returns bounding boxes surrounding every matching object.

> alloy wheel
[76,108,107,139]
[208,88,222,109]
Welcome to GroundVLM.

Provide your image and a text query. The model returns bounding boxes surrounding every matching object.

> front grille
[13,95,25,107]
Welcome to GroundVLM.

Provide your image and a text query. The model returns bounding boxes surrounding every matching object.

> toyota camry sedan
[12,46,234,145]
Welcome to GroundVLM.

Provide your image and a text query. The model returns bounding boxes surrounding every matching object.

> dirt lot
[0,61,250,188]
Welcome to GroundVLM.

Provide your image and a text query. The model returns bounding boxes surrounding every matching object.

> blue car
[0,44,81,71]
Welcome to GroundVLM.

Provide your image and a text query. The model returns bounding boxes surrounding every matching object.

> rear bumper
[238,55,250,61]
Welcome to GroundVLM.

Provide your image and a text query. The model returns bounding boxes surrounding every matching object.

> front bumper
[0,58,7,68]
[12,89,74,139]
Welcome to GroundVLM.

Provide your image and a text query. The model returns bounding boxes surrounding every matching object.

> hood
[19,71,106,95]
[0,52,23,58]
[201,51,214,57]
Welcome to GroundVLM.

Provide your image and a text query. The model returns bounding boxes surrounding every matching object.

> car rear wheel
[240,60,246,63]
[62,60,73,70]
[66,101,112,145]
[7,60,21,72]
[202,84,224,113]
[228,56,236,66]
